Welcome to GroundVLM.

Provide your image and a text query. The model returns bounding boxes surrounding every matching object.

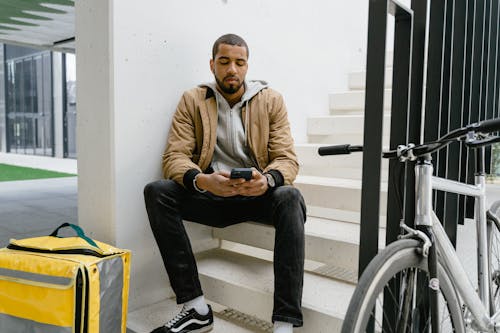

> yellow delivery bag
[0,223,131,333]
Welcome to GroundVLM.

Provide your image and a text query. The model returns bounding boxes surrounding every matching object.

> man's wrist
[264,173,276,189]
[183,169,204,192]
[266,169,284,188]
[193,173,207,193]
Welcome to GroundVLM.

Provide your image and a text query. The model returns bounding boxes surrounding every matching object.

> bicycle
[318,117,500,332]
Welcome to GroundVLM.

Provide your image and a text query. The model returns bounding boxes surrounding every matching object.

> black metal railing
[359,0,500,276]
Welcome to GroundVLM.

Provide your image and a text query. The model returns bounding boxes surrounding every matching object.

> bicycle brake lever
[397,144,416,162]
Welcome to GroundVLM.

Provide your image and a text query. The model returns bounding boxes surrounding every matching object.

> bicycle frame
[414,152,497,331]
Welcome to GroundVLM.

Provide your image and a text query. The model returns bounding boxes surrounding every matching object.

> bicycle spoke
[373,271,408,333]
[374,286,393,333]
[369,268,455,333]
[369,268,459,333]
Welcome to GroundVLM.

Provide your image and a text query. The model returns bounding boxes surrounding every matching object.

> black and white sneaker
[150,305,213,333]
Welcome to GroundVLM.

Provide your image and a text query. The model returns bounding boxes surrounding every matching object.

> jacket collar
[205,87,215,100]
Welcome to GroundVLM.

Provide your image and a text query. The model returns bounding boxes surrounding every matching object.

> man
[144,33,306,333]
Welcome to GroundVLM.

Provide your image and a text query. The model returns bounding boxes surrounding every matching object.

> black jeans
[144,179,306,327]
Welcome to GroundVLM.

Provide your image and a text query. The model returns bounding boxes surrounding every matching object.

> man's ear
[209,59,215,74]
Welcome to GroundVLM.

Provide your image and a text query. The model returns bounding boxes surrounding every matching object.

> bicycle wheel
[488,202,500,314]
[342,239,465,333]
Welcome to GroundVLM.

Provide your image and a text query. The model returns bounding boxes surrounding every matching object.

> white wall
[76,0,115,246]
[77,0,373,311]
[0,44,5,153]
[114,0,370,144]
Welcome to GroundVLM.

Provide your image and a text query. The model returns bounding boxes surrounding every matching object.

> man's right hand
[195,171,246,197]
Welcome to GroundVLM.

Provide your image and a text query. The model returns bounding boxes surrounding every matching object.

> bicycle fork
[413,157,442,332]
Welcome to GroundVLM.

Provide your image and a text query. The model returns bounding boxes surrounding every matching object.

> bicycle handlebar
[318,144,363,156]
[469,117,500,134]
[317,117,500,158]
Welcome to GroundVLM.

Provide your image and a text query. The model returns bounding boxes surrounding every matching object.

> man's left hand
[235,168,268,197]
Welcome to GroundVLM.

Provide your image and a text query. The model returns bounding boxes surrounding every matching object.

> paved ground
[0,152,78,246]
[0,177,78,247]
[0,153,78,247]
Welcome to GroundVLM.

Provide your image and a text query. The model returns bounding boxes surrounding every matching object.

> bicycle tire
[341,239,465,333]
[488,202,500,314]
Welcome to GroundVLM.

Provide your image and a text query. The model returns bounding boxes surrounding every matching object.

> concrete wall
[76,0,375,311]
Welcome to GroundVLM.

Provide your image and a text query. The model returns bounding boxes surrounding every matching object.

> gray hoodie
[202,80,268,173]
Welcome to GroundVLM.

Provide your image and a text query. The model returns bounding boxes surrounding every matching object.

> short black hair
[212,34,249,59]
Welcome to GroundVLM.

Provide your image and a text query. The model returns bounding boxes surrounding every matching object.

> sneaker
[150,305,214,333]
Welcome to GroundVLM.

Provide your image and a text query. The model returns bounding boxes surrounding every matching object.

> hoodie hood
[241,80,268,102]
[200,80,268,102]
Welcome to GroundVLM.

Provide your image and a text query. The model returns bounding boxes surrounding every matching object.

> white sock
[184,295,209,315]
[273,321,293,333]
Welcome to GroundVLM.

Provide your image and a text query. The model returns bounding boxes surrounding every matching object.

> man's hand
[234,169,268,197]
[195,171,246,197]
[196,169,268,197]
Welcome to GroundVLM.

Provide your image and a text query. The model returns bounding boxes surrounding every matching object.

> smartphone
[230,168,253,181]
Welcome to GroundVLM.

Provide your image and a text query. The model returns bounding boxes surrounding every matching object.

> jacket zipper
[243,106,259,168]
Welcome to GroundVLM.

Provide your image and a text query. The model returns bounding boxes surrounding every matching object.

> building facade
[0,43,76,159]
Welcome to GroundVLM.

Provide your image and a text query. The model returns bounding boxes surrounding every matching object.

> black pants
[144,179,306,327]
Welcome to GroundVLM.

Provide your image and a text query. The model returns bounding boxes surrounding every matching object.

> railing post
[359,0,414,276]
[359,0,388,278]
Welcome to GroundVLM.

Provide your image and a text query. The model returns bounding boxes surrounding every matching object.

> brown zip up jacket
[162,85,299,189]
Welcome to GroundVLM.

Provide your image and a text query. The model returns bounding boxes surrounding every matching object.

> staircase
[127,66,392,332]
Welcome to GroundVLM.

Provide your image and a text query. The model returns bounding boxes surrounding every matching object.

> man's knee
[143,179,180,202]
[271,186,307,222]
[144,180,162,202]
[273,186,303,202]
[272,186,305,209]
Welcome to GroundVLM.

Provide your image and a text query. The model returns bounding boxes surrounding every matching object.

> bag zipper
[7,243,110,258]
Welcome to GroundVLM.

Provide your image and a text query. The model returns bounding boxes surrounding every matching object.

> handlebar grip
[318,144,362,156]
[471,117,500,134]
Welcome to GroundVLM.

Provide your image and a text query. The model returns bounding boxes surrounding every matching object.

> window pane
[5,46,53,156]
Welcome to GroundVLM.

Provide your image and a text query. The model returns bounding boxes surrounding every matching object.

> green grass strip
[0,163,76,182]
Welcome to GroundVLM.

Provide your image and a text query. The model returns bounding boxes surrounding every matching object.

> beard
[215,75,244,94]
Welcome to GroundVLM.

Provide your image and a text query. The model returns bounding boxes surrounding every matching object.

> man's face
[210,43,248,95]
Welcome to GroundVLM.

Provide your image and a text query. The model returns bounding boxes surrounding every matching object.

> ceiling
[0,0,75,53]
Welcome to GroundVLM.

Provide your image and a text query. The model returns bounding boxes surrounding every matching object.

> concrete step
[305,205,387,227]
[354,50,393,70]
[348,68,393,90]
[307,114,391,136]
[197,248,353,332]
[295,143,389,181]
[329,89,392,115]
[306,114,391,145]
[213,217,384,273]
[307,133,390,146]
[127,297,269,333]
[295,175,388,218]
